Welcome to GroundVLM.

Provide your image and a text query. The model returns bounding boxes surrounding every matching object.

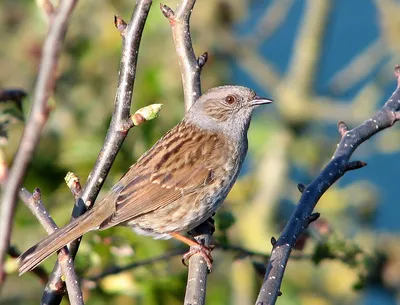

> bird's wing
[99,122,225,229]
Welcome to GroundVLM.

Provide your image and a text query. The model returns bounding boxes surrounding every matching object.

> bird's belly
[126,182,232,240]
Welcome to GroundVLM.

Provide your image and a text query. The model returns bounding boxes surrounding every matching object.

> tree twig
[184,222,212,305]
[85,243,310,283]
[86,248,186,282]
[0,0,78,286]
[39,1,153,304]
[160,1,213,304]
[19,188,83,305]
[255,66,400,305]
[160,0,203,111]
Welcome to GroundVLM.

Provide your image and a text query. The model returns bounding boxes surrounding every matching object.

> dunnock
[18,85,272,274]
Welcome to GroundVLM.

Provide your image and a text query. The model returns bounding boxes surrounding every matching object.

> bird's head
[185,85,273,140]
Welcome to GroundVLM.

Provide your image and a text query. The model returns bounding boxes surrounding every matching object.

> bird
[18,85,273,274]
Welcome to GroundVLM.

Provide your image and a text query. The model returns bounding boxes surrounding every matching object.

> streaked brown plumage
[18,85,272,274]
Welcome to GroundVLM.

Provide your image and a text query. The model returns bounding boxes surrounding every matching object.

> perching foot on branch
[182,243,214,273]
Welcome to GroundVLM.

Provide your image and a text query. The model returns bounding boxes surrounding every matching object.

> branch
[86,248,186,282]
[255,66,400,304]
[160,0,203,111]
[184,222,213,305]
[85,243,309,283]
[18,188,83,305]
[160,1,214,304]
[0,0,78,286]
[40,1,153,304]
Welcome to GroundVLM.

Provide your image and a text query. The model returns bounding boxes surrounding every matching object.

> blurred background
[1,0,400,304]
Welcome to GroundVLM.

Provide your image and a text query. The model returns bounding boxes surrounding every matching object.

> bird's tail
[18,205,104,275]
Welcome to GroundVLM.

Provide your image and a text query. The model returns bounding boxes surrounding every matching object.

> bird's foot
[182,243,215,273]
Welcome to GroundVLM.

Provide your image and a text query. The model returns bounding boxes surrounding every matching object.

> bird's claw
[182,243,214,273]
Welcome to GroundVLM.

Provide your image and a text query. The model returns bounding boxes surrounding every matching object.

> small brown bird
[18,85,272,274]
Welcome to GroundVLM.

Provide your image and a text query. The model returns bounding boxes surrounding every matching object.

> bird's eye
[225,95,236,104]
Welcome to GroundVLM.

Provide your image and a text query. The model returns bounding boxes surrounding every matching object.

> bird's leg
[170,232,214,272]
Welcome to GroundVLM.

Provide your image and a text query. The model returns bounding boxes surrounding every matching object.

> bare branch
[86,243,309,283]
[86,248,186,282]
[255,66,400,304]
[160,1,212,304]
[184,222,213,305]
[0,0,78,285]
[18,188,83,305]
[40,1,153,304]
[160,0,201,111]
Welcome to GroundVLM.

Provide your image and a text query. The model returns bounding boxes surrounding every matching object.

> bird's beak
[249,96,273,107]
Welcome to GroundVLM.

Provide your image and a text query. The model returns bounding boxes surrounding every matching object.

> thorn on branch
[114,15,127,36]
[338,120,349,137]
[32,187,42,201]
[307,212,320,225]
[346,161,367,171]
[197,52,208,70]
[271,236,277,246]
[297,183,306,193]
[160,3,175,21]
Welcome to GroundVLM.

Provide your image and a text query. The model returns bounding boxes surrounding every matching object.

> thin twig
[85,243,310,283]
[255,66,400,305]
[160,0,201,111]
[0,0,78,286]
[40,1,153,304]
[19,188,59,233]
[86,248,186,282]
[18,188,83,305]
[184,223,212,305]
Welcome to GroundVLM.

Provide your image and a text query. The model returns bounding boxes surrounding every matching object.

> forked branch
[160,1,210,304]
[40,1,153,304]
[256,66,400,304]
